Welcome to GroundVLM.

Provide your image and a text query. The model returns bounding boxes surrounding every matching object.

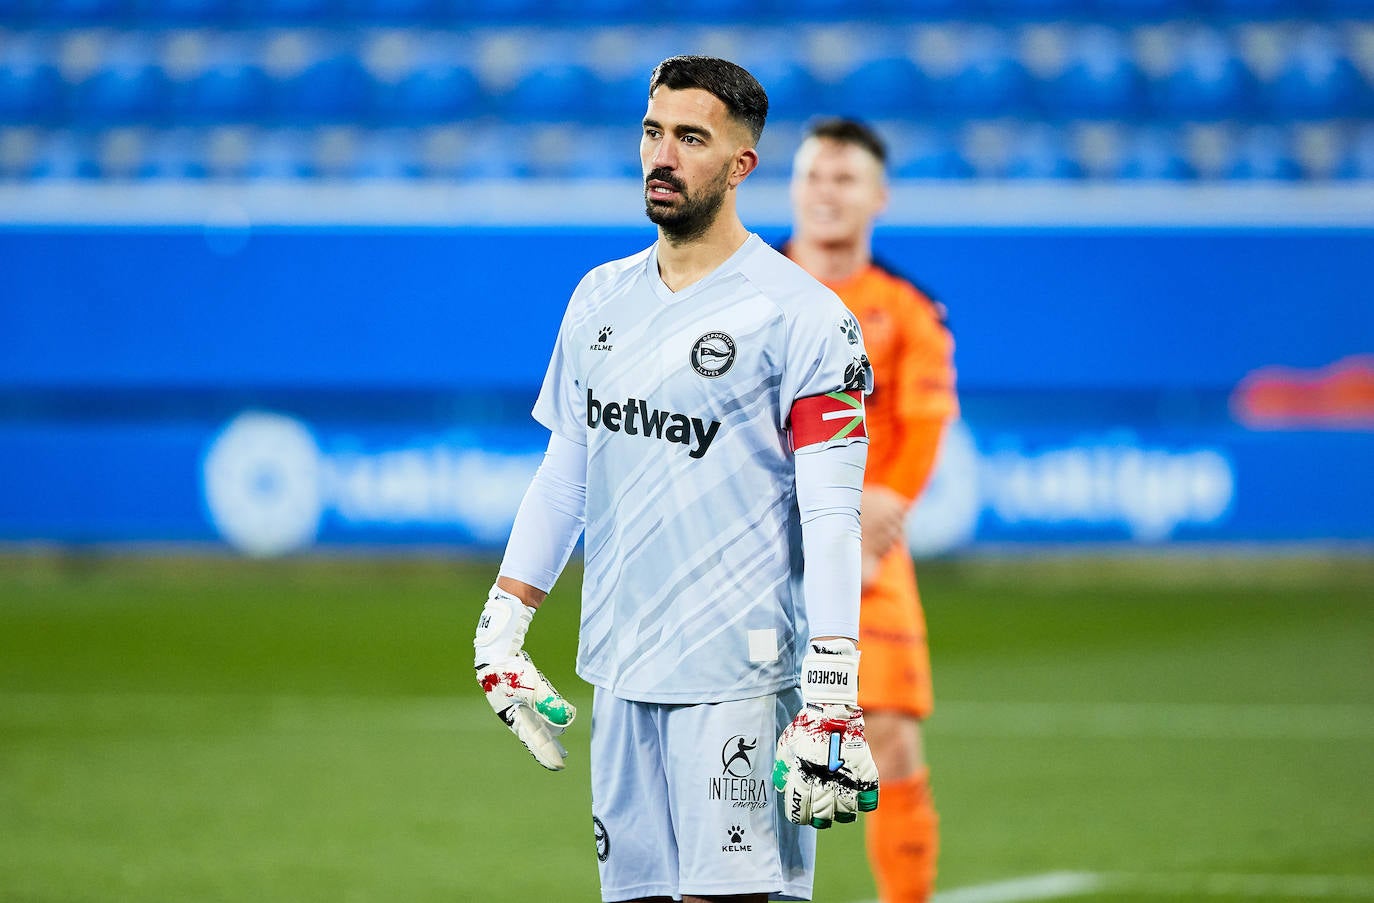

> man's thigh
[591,689,816,902]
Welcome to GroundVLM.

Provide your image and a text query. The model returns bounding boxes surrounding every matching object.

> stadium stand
[0,2,1370,182]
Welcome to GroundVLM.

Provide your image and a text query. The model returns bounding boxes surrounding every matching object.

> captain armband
[790,390,868,452]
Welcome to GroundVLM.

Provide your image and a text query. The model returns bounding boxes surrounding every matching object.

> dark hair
[804,117,888,168]
[648,56,769,144]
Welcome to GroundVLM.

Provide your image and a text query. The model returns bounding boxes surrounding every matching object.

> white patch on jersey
[748,628,779,663]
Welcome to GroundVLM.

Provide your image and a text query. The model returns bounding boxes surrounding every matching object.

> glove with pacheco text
[772,639,880,828]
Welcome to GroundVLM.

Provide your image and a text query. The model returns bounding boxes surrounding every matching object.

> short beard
[644,161,732,244]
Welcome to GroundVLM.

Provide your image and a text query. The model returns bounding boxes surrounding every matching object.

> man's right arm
[473,431,587,771]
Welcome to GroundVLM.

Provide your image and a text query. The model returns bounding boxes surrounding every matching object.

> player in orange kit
[784,118,957,903]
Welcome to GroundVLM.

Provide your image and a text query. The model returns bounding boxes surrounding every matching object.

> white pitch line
[868,871,1374,903]
[1103,871,1374,899]
[932,700,1374,741]
[929,871,1104,902]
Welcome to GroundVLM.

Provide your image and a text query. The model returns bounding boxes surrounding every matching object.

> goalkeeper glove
[773,639,880,828]
[474,584,576,771]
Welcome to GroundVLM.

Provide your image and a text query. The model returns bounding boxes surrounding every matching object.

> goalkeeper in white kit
[473,55,879,903]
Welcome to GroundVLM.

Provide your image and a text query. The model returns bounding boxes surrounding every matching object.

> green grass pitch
[1,551,1371,902]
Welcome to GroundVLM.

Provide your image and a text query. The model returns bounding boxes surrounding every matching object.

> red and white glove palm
[474,585,576,771]
[773,639,880,828]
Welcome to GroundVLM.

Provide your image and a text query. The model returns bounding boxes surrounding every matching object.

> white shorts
[590,687,815,902]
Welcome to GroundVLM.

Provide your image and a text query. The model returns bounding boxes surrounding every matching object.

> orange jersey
[822,262,957,501]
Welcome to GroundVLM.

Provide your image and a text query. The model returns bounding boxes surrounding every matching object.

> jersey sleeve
[896,284,958,423]
[531,276,593,445]
[781,296,874,440]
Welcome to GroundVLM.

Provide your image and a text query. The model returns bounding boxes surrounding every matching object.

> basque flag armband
[790,390,867,451]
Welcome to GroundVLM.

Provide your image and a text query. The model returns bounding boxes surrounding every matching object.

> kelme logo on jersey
[839,315,860,345]
[586,388,721,459]
[691,332,736,378]
[722,824,752,853]
[591,325,613,352]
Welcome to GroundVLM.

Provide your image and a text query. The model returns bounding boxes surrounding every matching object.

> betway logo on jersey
[586,388,721,459]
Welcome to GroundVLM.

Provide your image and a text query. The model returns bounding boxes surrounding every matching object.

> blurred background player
[783,118,957,903]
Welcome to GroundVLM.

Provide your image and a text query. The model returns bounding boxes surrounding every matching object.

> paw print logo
[598,326,613,343]
[838,316,859,345]
[728,825,745,844]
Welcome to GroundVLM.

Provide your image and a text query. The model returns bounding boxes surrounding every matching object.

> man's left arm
[773,400,880,829]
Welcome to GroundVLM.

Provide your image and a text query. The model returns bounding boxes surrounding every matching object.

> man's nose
[651,139,677,170]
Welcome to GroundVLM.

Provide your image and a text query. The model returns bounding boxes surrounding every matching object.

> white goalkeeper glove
[773,639,880,828]
[474,584,576,771]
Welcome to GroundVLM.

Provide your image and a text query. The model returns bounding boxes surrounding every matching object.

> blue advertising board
[1,225,1370,554]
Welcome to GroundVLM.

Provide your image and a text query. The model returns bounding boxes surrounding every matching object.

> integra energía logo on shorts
[585,388,721,459]
[708,734,769,813]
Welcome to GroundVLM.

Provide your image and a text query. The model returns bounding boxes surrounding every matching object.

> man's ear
[731,146,760,187]
[875,178,891,218]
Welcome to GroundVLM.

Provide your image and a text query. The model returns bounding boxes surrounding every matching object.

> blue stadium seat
[0,34,62,123]
[348,0,443,23]
[1049,27,1146,119]
[43,0,129,22]
[452,125,527,178]
[1092,0,1193,16]
[0,0,30,23]
[0,126,42,180]
[781,0,862,18]
[306,126,364,179]
[934,28,1031,118]
[347,130,415,178]
[981,0,1084,15]
[65,35,170,124]
[244,128,312,178]
[596,71,649,123]
[365,32,484,125]
[1117,127,1197,179]
[92,126,150,179]
[139,0,238,23]
[29,130,89,179]
[868,0,966,15]
[1267,27,1369,119]
[522,124,635,179]
[549,0,639,20]
[887,126,973,179]
[409,125,469,178]
[1004,124,1083,179]
[139,129,207,179]
[456,0,546,23]
[741,58,819,122]
[1226,126,1302,179]
[1335,123,1374,178]
[200,125,257,178]
[837,56,927,118]
[1291,123,1344,179]
[957,121,1014,178]
[1206,0,1302,14]
[1316,0,1374,12]
[265,34,370,122]
[500,62,600,121]
[1151,27,1258,119]
[168,35,271,123]
[241,0,344,23]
